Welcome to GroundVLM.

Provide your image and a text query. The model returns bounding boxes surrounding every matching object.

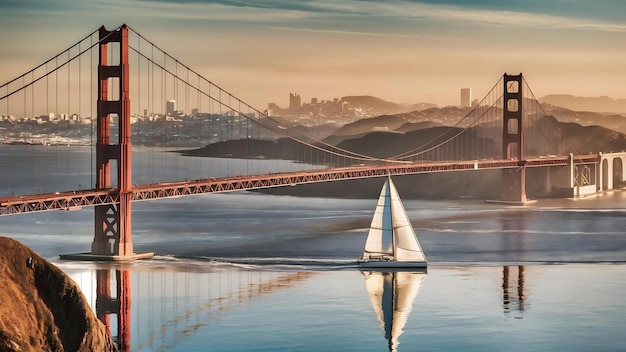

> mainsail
[361,177,426,262]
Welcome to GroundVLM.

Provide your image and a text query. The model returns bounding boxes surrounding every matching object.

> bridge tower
[89,24,134,256]
[499,73,527,203]
[86,25,152,260]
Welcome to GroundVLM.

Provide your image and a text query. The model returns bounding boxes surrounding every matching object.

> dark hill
[542,104,626,134]
[335,126,498,160]
[328,107,468,142]
[0,236,117,352]
[331,114,409,137]
[559,122,626,153]
[395,121,444,133]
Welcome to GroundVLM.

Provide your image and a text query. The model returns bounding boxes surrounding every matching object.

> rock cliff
[0,236,117,352]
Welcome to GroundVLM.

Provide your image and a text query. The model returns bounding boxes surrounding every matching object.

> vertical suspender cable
[78,40,82,190]
[23,74,30,194]
[31,71,35,192]
[160,53,167,182]
[90,34,94,190]
[67,49,71,191]
[5,80,10,196]
[46,61,50,192]
[137,36,140,184]
[55,56,58,192]
[149,43,154,184]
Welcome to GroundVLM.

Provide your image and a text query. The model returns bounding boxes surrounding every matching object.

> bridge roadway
[0,154,598,215]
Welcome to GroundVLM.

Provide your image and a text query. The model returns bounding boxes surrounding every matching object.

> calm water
[1,146,626,351]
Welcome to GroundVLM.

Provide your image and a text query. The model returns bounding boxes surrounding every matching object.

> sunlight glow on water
[61,264,626,352]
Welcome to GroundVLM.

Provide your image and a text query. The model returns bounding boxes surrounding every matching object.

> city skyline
[1,0,625,109]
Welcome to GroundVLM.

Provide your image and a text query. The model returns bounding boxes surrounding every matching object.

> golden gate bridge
[0,24,615,260]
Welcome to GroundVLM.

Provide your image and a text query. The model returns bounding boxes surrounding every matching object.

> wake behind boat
[358,176,427,268]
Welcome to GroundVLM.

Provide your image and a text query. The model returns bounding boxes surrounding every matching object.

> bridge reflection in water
[69,265,527,351]
[502,266,527,318]
[72,266,315,351]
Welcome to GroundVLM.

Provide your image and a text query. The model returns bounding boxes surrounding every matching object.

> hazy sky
[1,0,625,108]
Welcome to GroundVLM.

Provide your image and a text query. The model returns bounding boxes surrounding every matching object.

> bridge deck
[0,156,598,215]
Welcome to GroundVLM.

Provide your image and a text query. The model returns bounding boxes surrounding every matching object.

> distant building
[268,102,280,116]
[166,100,176,116]
[460,88,471,108]
[289,93,301,110]
[311,97,318,105]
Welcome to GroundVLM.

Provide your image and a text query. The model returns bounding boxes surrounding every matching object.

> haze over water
[1,147,626,351]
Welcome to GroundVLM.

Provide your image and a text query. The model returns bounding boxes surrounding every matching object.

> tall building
[289,93,301,110]
[460,88,471,108]
[166,100,176,116]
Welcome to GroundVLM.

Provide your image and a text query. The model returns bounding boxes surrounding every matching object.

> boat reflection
[361,270,427,352]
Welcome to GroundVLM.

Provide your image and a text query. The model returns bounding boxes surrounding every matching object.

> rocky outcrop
[0,236,117,352]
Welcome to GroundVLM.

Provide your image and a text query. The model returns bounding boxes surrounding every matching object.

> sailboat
[358,176,427,268]
[361,270,426,352]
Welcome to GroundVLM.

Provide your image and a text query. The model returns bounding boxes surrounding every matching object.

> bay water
[1,146,626,351]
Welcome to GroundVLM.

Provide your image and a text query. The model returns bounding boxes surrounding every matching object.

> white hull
[358,260,427,269]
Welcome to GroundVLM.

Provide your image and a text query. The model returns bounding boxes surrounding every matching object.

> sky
[0,0,625,109]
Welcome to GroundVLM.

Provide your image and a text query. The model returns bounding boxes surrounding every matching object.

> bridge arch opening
[613,157,623,188]
[602,159,609,190]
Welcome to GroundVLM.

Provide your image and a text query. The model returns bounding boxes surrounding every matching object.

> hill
[339,95,406,116]
[540,94,626,114]
[0,237,116,352]
[541,104,626,134]
[325,107,469,144]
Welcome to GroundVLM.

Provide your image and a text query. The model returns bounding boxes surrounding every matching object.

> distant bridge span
[0,154,599,216]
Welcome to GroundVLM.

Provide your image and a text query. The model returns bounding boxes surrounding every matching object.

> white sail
[362,178,394,258]
[388,178,427,262]
[362,270,427,352]
[361,176,427,266]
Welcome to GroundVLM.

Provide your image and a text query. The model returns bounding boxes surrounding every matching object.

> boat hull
[358,260,427,269]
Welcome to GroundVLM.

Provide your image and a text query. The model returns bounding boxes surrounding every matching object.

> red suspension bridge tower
[63,25,153,260]
[499,73,528,203]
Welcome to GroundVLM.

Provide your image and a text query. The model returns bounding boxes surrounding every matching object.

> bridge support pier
[500,167,527,203]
